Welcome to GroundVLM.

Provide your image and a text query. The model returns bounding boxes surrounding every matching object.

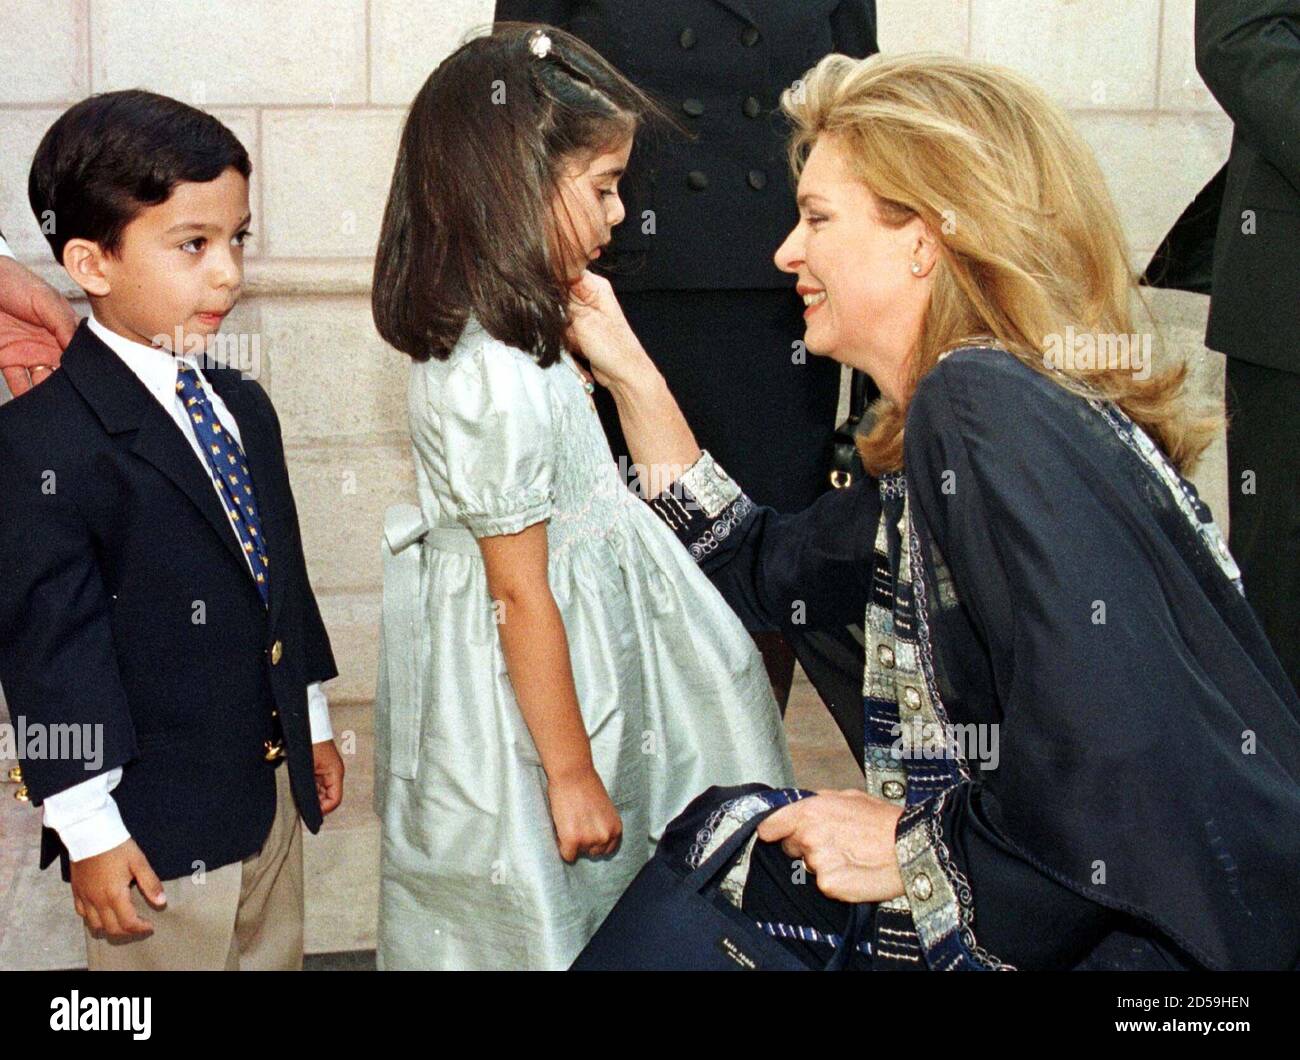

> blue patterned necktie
[175,364,270,605]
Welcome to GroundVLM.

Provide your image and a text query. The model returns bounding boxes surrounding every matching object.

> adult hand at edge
[757,788,906,904]
[0,255,77,397]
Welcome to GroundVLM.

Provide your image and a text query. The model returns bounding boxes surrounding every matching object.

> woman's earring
[910,261,923,276]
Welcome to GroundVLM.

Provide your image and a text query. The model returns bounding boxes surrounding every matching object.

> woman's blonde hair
[782,52,1217,475]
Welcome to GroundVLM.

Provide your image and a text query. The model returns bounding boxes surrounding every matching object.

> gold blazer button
[270,640,283,665]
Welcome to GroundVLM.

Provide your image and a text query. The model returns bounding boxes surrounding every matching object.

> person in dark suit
[0,90,342,969]
[1194,0,1300,693]
[495,1,879,708]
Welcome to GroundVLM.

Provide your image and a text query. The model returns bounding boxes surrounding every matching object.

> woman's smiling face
[774,133,935,401]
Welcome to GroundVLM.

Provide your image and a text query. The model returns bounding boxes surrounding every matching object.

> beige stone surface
[262,297,410,442]
[876,0,970,55]
[261,109,405,257]
[370,0,496,105]
[0,109,65,260]
[315,592,385,705]
[970,0,1161,109]
[1074,110,1232,262]
[91,0,368,105]
[0,0,87,104]
[1159,0,1224,112]
[285,440,416,593]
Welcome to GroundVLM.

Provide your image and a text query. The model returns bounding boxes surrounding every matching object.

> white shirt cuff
[307,681,333,743]
[41,767,132,861]
[0,234,14,259]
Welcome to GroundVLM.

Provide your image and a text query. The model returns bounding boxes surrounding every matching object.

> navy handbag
[571,786,872,971]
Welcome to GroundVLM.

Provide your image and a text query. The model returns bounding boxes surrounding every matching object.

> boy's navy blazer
[0,320,338,881]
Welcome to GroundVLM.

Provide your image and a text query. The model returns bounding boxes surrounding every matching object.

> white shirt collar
[87,313,204,406]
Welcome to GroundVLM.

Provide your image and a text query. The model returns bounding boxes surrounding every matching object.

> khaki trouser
[85,760,304,971]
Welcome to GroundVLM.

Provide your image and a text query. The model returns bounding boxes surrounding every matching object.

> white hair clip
[529,32,553,59]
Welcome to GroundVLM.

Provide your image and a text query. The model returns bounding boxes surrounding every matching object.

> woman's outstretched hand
[757,789,906,904]
[565,270,702,494]
[564,270,649,392]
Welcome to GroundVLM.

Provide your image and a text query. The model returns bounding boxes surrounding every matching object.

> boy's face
[70,167,251,353]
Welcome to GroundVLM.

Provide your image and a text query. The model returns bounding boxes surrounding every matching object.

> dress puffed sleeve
[899,347,1300,971]
[438,342,557,539]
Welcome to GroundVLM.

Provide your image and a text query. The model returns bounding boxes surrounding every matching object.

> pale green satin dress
[374,316,794,971]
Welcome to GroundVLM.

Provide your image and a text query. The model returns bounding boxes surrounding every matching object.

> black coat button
[741,25,761,47]
[679,27,697,49]
[687,170,709,191]
[682,98,705,117]
[743,95,762,119]
[748,169,767,190]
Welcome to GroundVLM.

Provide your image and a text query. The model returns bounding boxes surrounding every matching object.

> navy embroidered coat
[651,347,1300,969]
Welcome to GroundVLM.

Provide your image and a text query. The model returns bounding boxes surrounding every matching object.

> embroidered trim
[755,920,874,955]
[905,499,973,789]
[879,469,907,498]
[1091,399,1243,595]
[895,792,1014,971]
[688,495,755,561]
[857,478,1010,970]
[686,789,813,908]
[646,450,755,560]
[677,449,741,517]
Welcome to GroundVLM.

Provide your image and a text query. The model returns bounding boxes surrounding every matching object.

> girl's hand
[756,789,906,904]
[546,765,623,863]
[564,270,651,391]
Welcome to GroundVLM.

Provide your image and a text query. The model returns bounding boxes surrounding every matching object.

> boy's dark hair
[28,89,251,264]
[372,22,676,369]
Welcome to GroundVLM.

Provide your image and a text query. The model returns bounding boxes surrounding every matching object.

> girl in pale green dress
[369,25,793,970]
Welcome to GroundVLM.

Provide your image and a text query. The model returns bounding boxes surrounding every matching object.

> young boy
[0,90,344,970]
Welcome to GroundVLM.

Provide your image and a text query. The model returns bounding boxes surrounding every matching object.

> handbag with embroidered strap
[571,784,872,971]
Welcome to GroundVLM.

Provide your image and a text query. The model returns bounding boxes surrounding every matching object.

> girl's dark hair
[372,22,670,368]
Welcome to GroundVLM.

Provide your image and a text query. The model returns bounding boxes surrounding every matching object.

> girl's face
[552,135,633,282]
[773,134,936,402]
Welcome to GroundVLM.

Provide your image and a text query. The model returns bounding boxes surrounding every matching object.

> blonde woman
[566,53,1300,970]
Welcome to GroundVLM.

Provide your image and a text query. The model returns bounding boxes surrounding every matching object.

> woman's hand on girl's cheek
[756,789,906,904]
[564,270,646,390]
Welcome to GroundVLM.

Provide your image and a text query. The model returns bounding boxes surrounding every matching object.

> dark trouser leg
[593,289,840,513]
[1225,357,1300,693]
[750,630,796,714]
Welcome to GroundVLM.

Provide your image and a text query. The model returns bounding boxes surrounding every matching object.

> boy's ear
[62,238,112,297]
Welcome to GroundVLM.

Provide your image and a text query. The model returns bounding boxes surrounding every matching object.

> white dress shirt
[40,314,332,861]
[0,234,13,258]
